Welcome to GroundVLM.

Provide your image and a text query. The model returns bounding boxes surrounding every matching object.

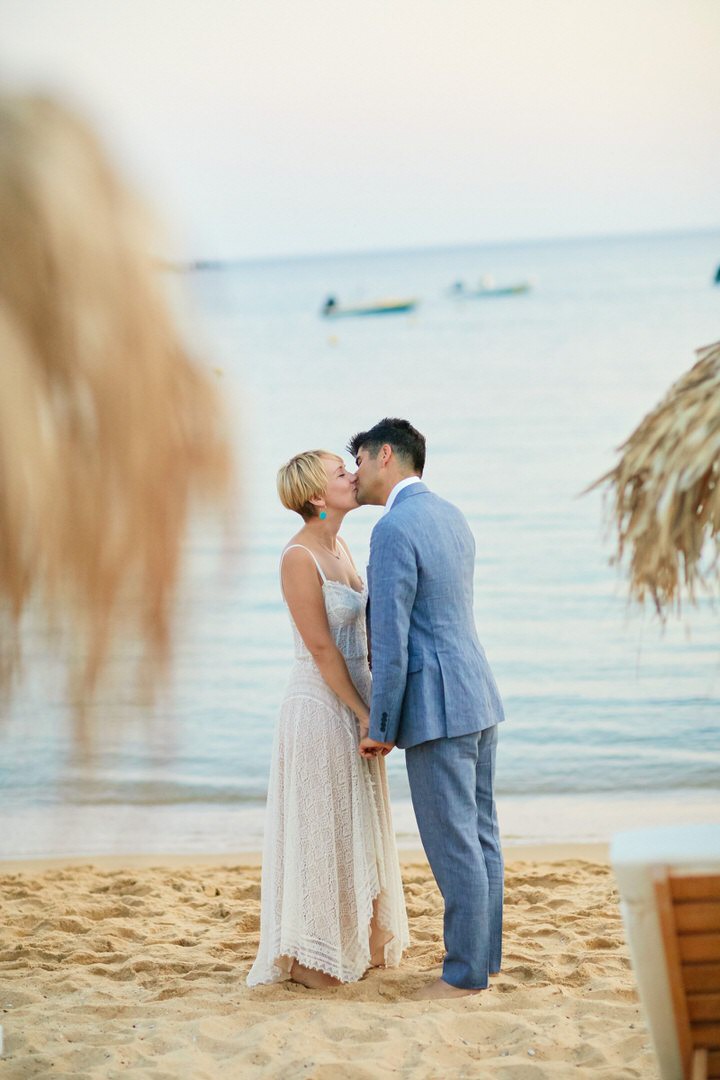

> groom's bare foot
[290,961,342,989]
[411,978,484,1000]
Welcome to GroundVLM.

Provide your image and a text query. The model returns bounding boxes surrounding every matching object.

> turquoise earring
[319,510,327,520]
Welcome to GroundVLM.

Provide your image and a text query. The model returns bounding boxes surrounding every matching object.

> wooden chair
[612,825,720,1080]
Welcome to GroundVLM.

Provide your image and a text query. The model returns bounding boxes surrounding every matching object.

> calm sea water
[2,230,719,857]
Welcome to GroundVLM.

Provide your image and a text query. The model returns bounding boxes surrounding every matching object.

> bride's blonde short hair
[277,451,342,520]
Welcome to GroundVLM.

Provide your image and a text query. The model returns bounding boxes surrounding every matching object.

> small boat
[450,277,531,299]
[321,296,418,318]
[191,259,226,271]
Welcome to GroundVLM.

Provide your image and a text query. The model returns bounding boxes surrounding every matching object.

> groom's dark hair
[347,418,426,475]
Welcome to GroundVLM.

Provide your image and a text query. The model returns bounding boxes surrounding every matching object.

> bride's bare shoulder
[280,542,322,583]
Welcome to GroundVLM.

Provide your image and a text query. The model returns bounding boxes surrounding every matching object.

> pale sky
[1,0,718,259]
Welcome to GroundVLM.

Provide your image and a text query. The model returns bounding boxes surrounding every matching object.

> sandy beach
[0,847,657,1079]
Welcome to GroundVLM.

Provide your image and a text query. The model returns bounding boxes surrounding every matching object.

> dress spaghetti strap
[280,544,327,584]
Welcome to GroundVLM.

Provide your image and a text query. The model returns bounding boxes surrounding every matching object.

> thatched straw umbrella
[593,340,720,614]
[0,93,233,729]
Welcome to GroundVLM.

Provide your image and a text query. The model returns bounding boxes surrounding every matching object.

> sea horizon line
[176,222,720,271]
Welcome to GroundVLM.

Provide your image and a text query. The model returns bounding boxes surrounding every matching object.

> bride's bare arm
[281,548,370,729]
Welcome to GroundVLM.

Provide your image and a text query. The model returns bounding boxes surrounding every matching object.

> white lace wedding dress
[247,546,409,986]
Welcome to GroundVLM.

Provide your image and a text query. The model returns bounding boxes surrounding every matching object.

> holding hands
[357,708,394,758]
[356,700,396,755]
[359,734,395,759]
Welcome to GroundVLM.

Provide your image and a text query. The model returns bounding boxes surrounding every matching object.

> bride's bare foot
[411,977,484,1000]
[368,898,393,967]
[369,931,392,967]
[290,961,342,989]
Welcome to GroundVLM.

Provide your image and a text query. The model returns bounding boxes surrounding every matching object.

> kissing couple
[247,418,505,999]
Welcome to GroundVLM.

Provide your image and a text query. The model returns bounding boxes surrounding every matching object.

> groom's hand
[359,736,394,758]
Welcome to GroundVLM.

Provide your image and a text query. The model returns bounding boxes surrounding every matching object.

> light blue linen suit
[367,482,505,988]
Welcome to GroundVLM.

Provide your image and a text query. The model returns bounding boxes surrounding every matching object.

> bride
[247,450,409,988]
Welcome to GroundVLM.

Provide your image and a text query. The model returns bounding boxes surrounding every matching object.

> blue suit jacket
[367,482,505,749]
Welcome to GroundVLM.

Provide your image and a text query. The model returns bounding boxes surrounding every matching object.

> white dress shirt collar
[384,475,423,514]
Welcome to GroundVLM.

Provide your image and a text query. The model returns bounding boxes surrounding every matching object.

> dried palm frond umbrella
[592,341,720,614]
[0,93,233,733]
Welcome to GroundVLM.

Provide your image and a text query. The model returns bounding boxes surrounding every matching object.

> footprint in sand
[79,904,129,921]
[585,937,619,951]
[505,964,535,982]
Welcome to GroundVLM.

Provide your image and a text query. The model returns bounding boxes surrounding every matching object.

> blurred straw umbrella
[0,93,233,729]
[592,341,720,614]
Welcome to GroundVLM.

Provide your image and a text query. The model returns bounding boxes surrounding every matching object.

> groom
[349,418,505,1000]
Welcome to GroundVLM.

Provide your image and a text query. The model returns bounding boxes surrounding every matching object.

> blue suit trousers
[405,725,503,989]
